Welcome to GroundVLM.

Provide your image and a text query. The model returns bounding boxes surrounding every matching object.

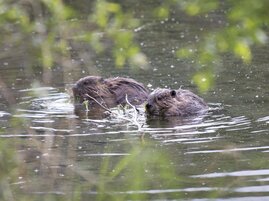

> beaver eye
[83,81,88,85]
[157,96,162,101]
[170,90,176,97]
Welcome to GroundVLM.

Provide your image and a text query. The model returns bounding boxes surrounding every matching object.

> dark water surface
[0,1,269,201]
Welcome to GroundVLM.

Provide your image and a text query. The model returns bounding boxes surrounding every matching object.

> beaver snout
[145,103,152,110]
[72,84,78,92]
[145,103,156,115]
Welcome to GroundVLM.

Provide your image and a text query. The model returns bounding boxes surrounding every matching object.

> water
[0,1,269,201]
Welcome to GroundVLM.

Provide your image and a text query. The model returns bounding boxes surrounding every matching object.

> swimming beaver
[72,76,149,108]
[145,88,208,116]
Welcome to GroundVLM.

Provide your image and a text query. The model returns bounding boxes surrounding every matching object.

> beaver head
[72,76,110,104]
[145,88,208,117]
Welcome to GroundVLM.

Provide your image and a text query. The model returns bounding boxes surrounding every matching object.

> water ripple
[191,169,269,178]
[186,146,269,154]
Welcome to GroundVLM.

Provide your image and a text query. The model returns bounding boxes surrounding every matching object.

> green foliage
[97,142,178,201]
[1,0,268,89]
[90,0,144,68]
[0,0,145,70]
[0,140,17,180]
[192,70,214,92]
[0,139,17,201]
[154,6,170,19]
[174,0,269,91]
[180,0,219,16]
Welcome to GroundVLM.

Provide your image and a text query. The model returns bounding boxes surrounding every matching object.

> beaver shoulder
[72,76,149,108]
[145,88,208,116]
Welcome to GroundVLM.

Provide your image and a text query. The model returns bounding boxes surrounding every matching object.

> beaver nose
[145,103,152,110]
[72,84,78,92]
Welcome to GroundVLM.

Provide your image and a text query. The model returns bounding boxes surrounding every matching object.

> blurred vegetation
[1,0,269,200]
[0,0,146,72]
[1,0,268,90]
[179,0,268,91]
[0,139,17,201]
[96,142,179,201]
[0,135,182,201]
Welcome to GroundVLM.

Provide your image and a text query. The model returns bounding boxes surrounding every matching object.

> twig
[93,91,109,109]
[85,94,112,113]
[84,93,144,132]
[125,94,142,131]
[125,94,138,117]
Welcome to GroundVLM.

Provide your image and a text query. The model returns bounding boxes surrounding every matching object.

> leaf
[193,71,214,92]
[154,6,169,19]
[234,41,252,63]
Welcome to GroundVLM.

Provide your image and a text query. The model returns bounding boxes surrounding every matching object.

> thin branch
[84,93,143,132]
[85,94,112,113]
[125,94,142,131]
[93,91,109,109]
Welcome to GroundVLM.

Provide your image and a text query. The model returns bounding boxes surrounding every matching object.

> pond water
[0,1,269,201]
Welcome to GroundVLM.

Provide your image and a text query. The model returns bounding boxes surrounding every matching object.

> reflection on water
[0,1,269,201]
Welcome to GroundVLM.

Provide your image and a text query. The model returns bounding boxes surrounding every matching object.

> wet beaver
[72,76,149,108]
[145,88,208,116]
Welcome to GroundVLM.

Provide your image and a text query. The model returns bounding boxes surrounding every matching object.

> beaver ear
[170,90,176,97]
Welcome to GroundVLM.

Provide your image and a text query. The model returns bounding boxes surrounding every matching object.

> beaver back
[72,76,149,108]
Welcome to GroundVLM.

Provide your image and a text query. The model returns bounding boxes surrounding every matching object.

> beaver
[145,88,208,117]
[72,76,149,108]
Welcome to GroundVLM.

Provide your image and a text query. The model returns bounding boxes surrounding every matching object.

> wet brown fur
[145,88,208,116]
[72,76,149,108]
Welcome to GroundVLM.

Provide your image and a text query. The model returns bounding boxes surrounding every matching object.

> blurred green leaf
[0,140,17,180]
[193,71,214,92]
[154,6,169,19]
[233,40,252,63]
[182,0,219,16]
[176,47,195,58]
[107,3,120,13]
[97,142,177,201]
